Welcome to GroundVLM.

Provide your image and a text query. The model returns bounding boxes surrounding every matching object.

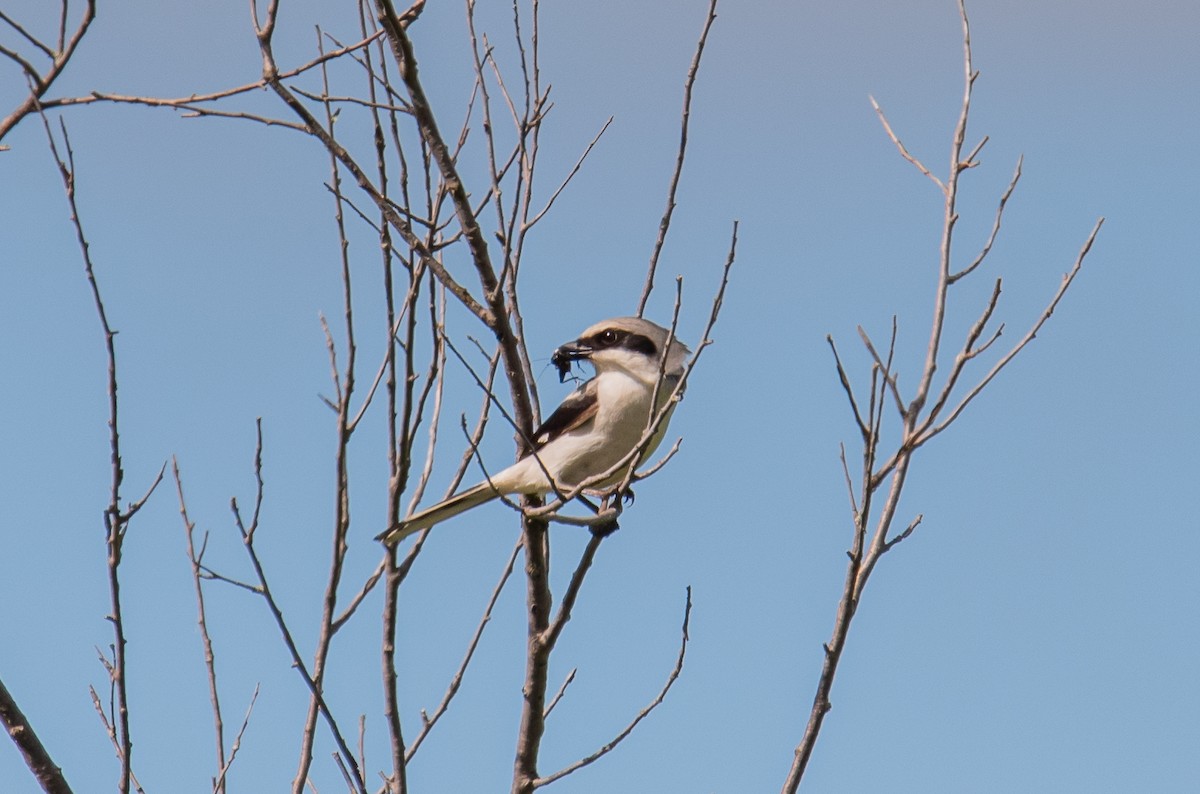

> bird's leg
[602,484,636,507]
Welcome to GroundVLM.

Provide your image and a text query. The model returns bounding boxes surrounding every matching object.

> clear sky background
[2,0,1197,791]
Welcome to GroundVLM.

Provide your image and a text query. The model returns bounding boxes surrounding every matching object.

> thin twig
[856,323,906,420]
[638,0,719,316]
[174,459,228,793]
[523,117,612,230]
[39,31,383,113]
[534,587,693,787]
[0,0,95,143]
[289,46,366,790]
[868,95,946,193]
[920,218,1103,444]
[39,111,162,794]
[542,669,577,720]
[405,540,522,761]
[87,686,145,794]
[211,685,260,794]
[827,336,869,440]
[950,155,1022,283]
[227,420,366,794]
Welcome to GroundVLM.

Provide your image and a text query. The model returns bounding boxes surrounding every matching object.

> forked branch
[0,1,95,143]
[783,2,1103,790]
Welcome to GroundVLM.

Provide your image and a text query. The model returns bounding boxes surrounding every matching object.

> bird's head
[551,317,690,385]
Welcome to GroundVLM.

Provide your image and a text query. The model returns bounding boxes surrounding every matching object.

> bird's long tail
[376,482,500,545]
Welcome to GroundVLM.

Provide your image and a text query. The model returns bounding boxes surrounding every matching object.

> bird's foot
[602,485,635,507]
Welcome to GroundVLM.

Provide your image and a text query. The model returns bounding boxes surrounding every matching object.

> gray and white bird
[377,317,689,545]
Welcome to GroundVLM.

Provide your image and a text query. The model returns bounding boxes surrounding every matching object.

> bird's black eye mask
[587,329,658,356]
[550,329,660,382]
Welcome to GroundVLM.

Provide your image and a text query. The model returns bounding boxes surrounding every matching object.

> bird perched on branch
[377,317,689,545]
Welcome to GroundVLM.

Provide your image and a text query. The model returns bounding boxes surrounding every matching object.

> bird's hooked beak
[551,339,592,382]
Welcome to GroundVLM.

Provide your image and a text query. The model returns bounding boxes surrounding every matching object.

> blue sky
[2,0,1197,791]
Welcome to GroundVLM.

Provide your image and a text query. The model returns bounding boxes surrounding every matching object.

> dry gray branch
[0,675,73,794]
[0,1,95,144]
[638,0,720,316]
[783,2,1103,789]
[533,587,693,788]
[38,112,170,794]
[174,459,229,793]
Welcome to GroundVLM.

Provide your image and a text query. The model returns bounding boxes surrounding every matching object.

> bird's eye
[597,329,619,346]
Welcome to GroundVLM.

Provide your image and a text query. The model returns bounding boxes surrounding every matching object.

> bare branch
[0,10,55,59]
[631,436,684,482]
[258,35,494,325]
[534,587,693,787]
[856,323,906,420]
[226,421,367,794]
[0,1,95,144]
[290,71,367,789]
[88,686,144,794]
[917,277,1003,433]
[174,458,228,793]
[920,217,1104,444]
[39,111,146,794]
[0,675,73,793]
[838,442,859,522]
[961,134,988,168]
[638,0,719,316]
[868,95,945,193]
[827,336,869,440]
[332,559,386,634]
[542,535,604,653]
[781,3,1100,789]
[523,116,612,230]
[882,514,923,552]
[211,685,260,794]
[41,31,385,115]
[405,540,522,761]
[949,155,1022,283]
[542,669,577,720]
[374,1,535,430]
[908,0,977,421]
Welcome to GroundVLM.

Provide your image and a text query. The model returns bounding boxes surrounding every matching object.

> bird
[377,316,689,545]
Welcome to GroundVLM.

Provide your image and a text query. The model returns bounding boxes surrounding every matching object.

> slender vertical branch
[374,0,535,439]
[405,540,523,762]
[39,114,166,794]
[637,0,719,316]
[292,41,366,792]
[228,421,365,794]
[533,587,694,787]
[173,459,228,793]
[368,2,416,787]
[909,0,975,420]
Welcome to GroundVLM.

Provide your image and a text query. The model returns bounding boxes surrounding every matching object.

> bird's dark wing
[531,378,599,450]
